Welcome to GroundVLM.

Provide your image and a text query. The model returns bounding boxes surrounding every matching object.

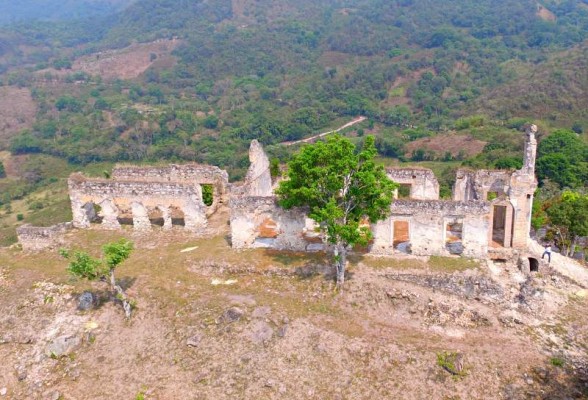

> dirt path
[282,116,366,146]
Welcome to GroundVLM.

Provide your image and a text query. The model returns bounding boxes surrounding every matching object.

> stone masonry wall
[386,167,439,200]
[68,174,207,232]
[371,200,490,258]
[230,196,308,251]
[16,223,72,251]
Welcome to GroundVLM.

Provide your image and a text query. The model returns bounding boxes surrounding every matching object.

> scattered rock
[252,306,271,319]
[277,324,288,338]
[218,307,244,324]
[16,368,27,381]
[43,390,61,400]
[387,273,503,301]
[248,321,274,344]
[77,291,96,311]
[187,334,202,347]
[45,334,82,358]
[0,387,7,396]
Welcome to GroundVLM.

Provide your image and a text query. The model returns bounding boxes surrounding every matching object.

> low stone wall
[16,223,72,251]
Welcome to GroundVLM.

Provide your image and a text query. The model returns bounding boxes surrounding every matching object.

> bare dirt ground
[0,87,37,141]
[37,39,179,81]
[0,214,587,399]
[405,134,487,159]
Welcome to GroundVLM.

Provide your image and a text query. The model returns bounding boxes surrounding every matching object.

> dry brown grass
[0,87,37,142]
[404,134,487,158]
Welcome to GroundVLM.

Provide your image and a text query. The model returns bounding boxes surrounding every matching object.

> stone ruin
[18,126,539,260]
[16,223,72,251]
[229,125,538,259]
[68,163,228,232]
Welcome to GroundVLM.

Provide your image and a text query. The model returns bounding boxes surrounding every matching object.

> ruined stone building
[68,164,228,232]
[230,126,538,259]
[20,126,538,260]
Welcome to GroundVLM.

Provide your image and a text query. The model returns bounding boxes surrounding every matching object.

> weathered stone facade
[386,167,440,200]
[24,125,537,259]
[371,200,489,258]
[16,223,72,251]
[230,125,538,258]
[67,163,221,232]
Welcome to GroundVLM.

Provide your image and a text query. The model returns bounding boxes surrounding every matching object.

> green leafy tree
[545,192,588,257]
[0,161,5,178]
[537,130,588,189]
[277,135,397,289]
[60,239,134,318]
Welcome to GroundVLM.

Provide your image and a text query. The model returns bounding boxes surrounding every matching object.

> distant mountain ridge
[0,0,135,25]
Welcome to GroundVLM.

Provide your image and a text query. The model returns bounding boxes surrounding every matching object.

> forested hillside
[0,0,135,25]
[0,0,587,235]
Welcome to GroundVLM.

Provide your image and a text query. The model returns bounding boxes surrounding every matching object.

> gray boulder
[46,335,81,358]
[77,291,96,311]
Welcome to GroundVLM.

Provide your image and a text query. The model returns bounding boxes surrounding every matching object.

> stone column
[369,217,394,255]
[71,198,95,228]
[159,205,172,230]
[183,197,207,232]
[244,140,273,196]
[131,202,151,231]
[522,124,537,175]
[100,199,121,230]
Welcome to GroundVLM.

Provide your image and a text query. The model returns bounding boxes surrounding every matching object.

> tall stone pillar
[71,198,95,228]
[183,196,207,232]
[510,124,539,249]
[100,199,121,230]
[159,205,172,230]
[131,202,151,231]
[522,124,538,175]
[244,140,273,197]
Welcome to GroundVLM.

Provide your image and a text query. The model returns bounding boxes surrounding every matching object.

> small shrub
[201,184,214,206]
[437,351,466,378]
[550,357,564,367]
[270,158,281,178]
[16,213,24,221]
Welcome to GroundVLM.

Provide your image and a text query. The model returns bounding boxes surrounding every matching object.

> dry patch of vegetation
[0,87,36,141]
[404,134,487,159]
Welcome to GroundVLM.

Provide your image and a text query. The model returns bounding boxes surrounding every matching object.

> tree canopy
[277,135,397,288]
[61,238,134,318]
[545,191,588,257]
[537,129,588,189]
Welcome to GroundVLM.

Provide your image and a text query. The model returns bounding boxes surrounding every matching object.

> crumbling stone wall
[451,125,537,250]
[371,200,489,257]
[233,139,273,197]
[386,167,439,200]
[230,196,309,250]
[111,163,229,213]
[453,169,512,201]
[16,223,72,251]
[68,174,207,232]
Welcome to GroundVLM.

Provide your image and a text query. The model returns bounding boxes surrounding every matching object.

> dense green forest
[0,0,586,207]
